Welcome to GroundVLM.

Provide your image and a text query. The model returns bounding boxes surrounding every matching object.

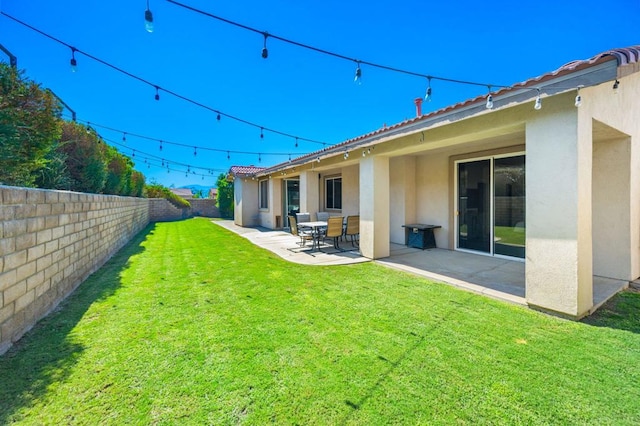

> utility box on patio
[402,224,441,250]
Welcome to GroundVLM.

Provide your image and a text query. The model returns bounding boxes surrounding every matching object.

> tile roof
[259,45,640,175]
[229,165,266,176]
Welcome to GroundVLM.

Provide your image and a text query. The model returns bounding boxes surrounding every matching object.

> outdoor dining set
[288,212,359,252]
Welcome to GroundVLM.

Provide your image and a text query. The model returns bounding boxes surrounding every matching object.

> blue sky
[1,0,638,188]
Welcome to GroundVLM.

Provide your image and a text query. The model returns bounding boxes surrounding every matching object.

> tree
[103,145,132,195]
[57,121,108,194]
[215,173,234,218]
[0,64,62,187]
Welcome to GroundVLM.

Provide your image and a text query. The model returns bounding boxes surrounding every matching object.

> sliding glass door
[457,160,491,253]
[456,154,525,259]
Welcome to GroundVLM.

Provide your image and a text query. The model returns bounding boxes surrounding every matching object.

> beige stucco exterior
[231,51,640,318]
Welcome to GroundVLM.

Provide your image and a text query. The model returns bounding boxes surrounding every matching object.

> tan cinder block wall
[148,198,188,221]
[0,186,149,355]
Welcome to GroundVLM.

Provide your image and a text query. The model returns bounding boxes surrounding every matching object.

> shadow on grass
[581,288,640,334]
[0,223,156,424]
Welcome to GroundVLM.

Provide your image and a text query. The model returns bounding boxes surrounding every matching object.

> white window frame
[325,176,342,210]
[259,179,269,210]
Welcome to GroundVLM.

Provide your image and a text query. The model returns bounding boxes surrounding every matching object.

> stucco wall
[340,165,359,217]
[234,178,259,227]
[0,186,149,355]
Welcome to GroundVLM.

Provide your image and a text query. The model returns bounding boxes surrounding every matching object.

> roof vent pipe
[414,97,423,117]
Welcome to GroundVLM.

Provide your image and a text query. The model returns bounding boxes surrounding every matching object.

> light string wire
[104,136,227,178]
[167,0,593,99]
[0,11,331,147]
[74,117,311,157]
[166,0,512,89]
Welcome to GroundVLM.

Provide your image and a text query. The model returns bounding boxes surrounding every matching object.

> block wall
[148,198,189,222]
[0,186,149,355]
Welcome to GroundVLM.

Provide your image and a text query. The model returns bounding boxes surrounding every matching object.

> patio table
[298,221,327,251]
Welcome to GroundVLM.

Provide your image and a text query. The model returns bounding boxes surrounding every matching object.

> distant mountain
[179,185,215,198]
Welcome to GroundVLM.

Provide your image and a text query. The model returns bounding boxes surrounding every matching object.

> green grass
[1,218,639,424]
[494,225,525,246]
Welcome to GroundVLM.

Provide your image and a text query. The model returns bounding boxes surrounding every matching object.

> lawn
[1,218,639,424]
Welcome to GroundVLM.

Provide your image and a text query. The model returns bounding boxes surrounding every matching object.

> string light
[166,0,511,91]
[260,127,264,139]
[613,79,620,94]
[1,12,329,148]
[354,61,362,85]
[575,86,583,107]
[193,146,197,156]
[343,151,349,160]
[295,137,298,148]
[425,77,432,102]
[227,151,230,160]
[122,132,127,143]
[69,118,308,162]
[485,86,493,109]
[261,32,269,59]
[154,86,160,101]
[534,89,542,110]
[144,0,154,33]
[69,47,77,72]
[258,153,262,163]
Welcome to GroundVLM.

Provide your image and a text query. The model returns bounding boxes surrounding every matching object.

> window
[259,179,268,209]
[325,176,342,209]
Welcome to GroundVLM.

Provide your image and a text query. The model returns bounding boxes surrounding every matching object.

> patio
[213,220,626,312]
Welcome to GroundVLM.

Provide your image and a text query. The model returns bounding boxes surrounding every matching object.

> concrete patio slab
[212,220,627,314]
[212,220,369,266]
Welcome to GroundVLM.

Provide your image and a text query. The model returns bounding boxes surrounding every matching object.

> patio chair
[345,215,360,247]
[322,216,344,252]
[316,211,330,222]
[289,215,314,247]
[295,212,312,231]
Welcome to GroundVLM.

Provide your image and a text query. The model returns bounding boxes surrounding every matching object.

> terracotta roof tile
[229,165,266,176]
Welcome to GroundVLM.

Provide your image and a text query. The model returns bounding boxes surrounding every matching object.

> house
[208,187,218,200]
[230,45,640,319]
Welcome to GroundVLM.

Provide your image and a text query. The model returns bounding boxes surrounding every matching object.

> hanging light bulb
[485,87,493,109]
[145,0,154,33]
[354,61,362,85]
[86,122,91,134]
[534,89,542,110]
[344,151,349,160]
[132,150,136,158]
[122,132,127,143]
[295,137,298,148]
[260,127,264,139]
[574,86,583,107]
[261,33,269,59]
[154,86,160,101]
[227,151,230,160]
[362,150,366,157]
[258,153,262,163]
[193,146,197,156]
[216,113,221,121]
[425,77,432,102]
[70,47,77,72]
[486,94,494,109]
[316,157,320,163]
[613,79,620,94]
[159,140,163,151]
